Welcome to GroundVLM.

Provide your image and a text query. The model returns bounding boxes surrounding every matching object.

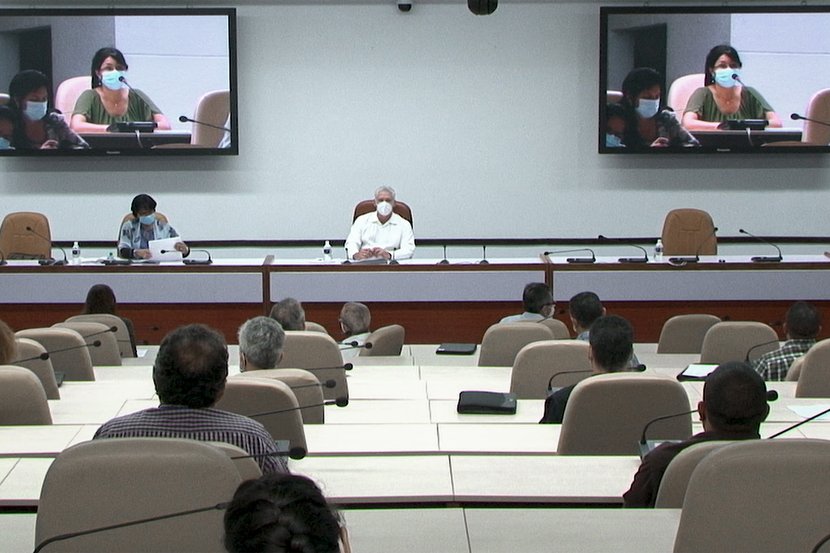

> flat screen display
[599,5,830,154]
[0,8,237,156]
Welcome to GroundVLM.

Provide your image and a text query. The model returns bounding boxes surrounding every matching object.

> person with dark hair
[605,102,627,148]
[0,320,17,364]
[93,324,287,474]
[540,315,635,424]
[682,44,782,131]
[269,298,307,331]
[753,301,822,381]
[70,47,170,133]
[569,290,640,368]
[239,316,286,371]
[82,283,138,356]
[618,67,699,149]
[7,70,88,150]
[0,105,16,150]
[117,193,189,259]
[623,361,770,507]
[500,282,554,323]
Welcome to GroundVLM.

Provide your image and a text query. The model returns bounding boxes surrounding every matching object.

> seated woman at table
[81,284,138,356]
[70,47,171,133]
[682,44,782,131]
[619,67,699,149]
[117,194,189,260]
[7,70,88,150]
[0,320,17,364]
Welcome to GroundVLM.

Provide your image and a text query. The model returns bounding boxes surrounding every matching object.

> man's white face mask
[376,201,393,217]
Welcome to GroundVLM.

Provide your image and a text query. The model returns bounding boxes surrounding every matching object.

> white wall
[1,2,829,244]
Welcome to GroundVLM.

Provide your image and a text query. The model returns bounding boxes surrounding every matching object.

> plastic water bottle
[71,241,81,265]
[323,240,332,261]
[654,239,664,261]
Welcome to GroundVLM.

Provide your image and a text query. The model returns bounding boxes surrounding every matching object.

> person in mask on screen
[345,186,415,260]
[682,44,782,131]
[7,70,88,150]
[619,67,699,150]
[0,106,16,150]
[70,47,171,133]
[117,194,188,260]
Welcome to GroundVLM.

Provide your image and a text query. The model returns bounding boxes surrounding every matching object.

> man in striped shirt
[94,324,287,474]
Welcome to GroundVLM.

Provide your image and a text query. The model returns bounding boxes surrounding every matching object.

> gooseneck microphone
[543,248,597,264]
[791,113,830,128]
[26,226,68,265]
[31,340,102,358]
[11,351,50,363]
[183,249,212,265]
[80,326,118,339]
[297,363,354,373]
[248,397,349,419]
[546,364,647,391]
[598,235,649,263]
[739,228,783,262]
[438,244,449,265]
[340,341,372,350]
[178,115,231,133]
[288,379,337,390]
[744,339,782,362]
[479,244,489,265]
[768,403,830,439]
[117,75,132,89]
[668,226,719,264]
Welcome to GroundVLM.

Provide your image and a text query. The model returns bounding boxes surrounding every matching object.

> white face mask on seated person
[376,201,393,218]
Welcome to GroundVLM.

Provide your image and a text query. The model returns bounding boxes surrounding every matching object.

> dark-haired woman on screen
[70,47,170,133]
[682,44,782,131]
[619,67,699,149]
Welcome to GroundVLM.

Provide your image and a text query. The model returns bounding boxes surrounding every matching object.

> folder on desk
[437,343,477,355]
[677,363,719,381]
[457,391,517,414]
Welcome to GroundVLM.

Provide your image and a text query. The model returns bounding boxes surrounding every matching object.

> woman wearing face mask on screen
[618,67,699,149]
[70,47,171,133]
[7,70,88,150]
[682,44,782,131]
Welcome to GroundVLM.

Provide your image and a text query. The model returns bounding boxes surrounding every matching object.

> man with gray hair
[238,316,286,372]
[345,185,415,260]
[339,302,371,358]
[269,298,306,331]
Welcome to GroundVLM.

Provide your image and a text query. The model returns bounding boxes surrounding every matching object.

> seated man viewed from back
[623,361,770,507]
[500,282,554,323]
[569,290,640,368]
[345,185,415,261]
[339,302,371,359]
[93,324,287,474]
[269,297,306,331]
[540,314,634,424]
[753,301,821,381]
[239,316,285,372]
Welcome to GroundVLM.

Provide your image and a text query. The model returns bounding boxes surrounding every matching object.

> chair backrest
[190,89,230,147]
[35,438,242,553]
[54,75,90,120]
[802,88,830,145]
[660,208,717,256]
[277,331,348,401]
[206,441,263,482]
[65,314,135,358]
[478,323,554,366]
[666,73,705,114]
[0,211,52,259]
[699,321,779,364]
[360,324,405,356]
[215,378,308,457]
[537,318,571,339]
[794,338,830,397]
[557,373,692,455]
[305,321,329,334]
[12,338,60,399]
[509,340,591,399]
[118,211,169,240]
[352,199,413,227]
[657,314,722,354]
[15,327,96,381]
[673,440,830,553]
[787,355,805,382]
[53,321,122,366]
[654,440,733,508]
[0,365,52,424]
[236,368,325,424]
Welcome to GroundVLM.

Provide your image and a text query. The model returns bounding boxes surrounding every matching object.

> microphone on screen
[118,75,133,89]
[668,227,718,264]
[738,228,783,262]
[542,248,596,264]
[26,226,68,265]
[731,72,746,86]
[790,112,830,128]
[178,115,231,133]
[597,235,649,263]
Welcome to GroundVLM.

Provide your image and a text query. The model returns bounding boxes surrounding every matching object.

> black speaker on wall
[468,0,497,15]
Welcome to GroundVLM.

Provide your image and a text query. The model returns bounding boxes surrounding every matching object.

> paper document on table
[148,237,183,262]
[788,405,830,421]
[676,364,718,380]
[137,348,149,358]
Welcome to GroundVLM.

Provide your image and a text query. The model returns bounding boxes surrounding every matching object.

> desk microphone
[248,397,349,419]
[791,113,830,128]
[597,235,649,263]
[479,244,489,265]
[768,402,830,439]
[668,227,718,264]
[11,351,50,363]
[178,115,231,133]
[340,341,372,350]
[546,369,592,392]
[438,245,449,265]
[79,326,118,340]
[32,340,102,358]
[183,249,212,265]
[342,247,352,264]
[744,339,782,362]
[26,226,68,265]
[542,248,596,264]
[117,75,133,90]
[294,363,354,372]
[388,247,399,265]
[731,72,746,87]
[286,379,337,390]
[738,228,783,262]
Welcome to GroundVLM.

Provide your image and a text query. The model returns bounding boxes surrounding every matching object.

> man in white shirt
[345,186,415,260]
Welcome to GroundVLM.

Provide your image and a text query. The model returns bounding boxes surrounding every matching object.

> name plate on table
[457,391,517,414]
[677,364,718,381]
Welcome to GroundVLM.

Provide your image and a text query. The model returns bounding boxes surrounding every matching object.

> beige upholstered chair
[666,73,705,114]
[12,337,60,399]
[794,338,830,397]
[0,211,52,259]
[673,440,830,553]
[353,199,413,227]
[0,366,52,425]
[538,318,570,339]
[16,327,95,381]
[215,378,308,458]
[509,340,591,399]
[786,355,805,382]
[657,314,721,354]
[277,331,348,401]
[654,441,732,508]
[305,321,329,334]
[360,324,405,356]
[478,323,554,367]
[236,368,325,424]
[35,438,242,553]
[53,321,122,366]
[66,314,135,358]
[190,90,230,147]
[660,208,717,256]
[699,321,779,364]
[54,75,89,120]
[557,373,692,455]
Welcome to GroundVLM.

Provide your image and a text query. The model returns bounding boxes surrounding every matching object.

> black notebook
[436,343,477,355]
[457,391,517,414]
